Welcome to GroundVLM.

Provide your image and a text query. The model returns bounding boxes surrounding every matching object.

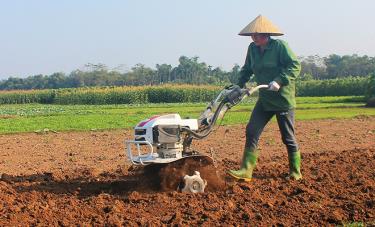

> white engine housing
[125,114,198,165]
[134,114,198,144]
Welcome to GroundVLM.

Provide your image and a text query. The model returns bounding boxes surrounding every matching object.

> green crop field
[0,96,374,134]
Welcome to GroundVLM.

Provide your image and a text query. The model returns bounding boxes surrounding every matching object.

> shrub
[365,73,375,107]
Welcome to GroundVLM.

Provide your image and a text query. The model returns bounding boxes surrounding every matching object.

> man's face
[251,34,269,46]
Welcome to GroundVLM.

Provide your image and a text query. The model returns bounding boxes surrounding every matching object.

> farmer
[228,15,302,181]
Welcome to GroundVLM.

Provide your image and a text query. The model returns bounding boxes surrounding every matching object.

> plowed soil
[1,117,375,226]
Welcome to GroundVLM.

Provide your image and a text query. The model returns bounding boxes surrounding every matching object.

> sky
[1,0,375,79]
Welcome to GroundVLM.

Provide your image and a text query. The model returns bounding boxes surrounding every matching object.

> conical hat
[239,15,283,36]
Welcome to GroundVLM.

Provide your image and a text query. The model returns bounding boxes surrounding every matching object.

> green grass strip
[0,96,374,134]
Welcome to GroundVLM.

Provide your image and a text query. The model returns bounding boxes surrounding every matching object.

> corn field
[0,85,220,105]
[0,90,56,104]
[296,77,368,97]
[0,77,370,105]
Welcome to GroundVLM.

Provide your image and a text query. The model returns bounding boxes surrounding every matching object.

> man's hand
[268,81,280,91]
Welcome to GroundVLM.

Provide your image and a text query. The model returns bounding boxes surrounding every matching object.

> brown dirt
[0,118,375,226]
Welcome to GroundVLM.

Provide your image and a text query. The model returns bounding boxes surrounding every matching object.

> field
[1,97,375,225]
[0,96,373,134]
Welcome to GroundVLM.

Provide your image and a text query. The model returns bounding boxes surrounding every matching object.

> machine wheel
[156,155,223,192]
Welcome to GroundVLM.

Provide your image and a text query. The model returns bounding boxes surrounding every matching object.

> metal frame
[125,140,154,165]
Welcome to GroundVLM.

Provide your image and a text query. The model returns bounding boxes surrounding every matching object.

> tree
[324,54,375,78]
[129,64,155,85]
[229,64,241,84]
[156,64,172,84]
[0,77,25,90]
[173,56,209,84]
[299,55,327,79]
[48,72,67,89]
[1,54,375,90]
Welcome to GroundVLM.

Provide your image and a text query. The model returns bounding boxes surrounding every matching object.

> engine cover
[133,114,198,144]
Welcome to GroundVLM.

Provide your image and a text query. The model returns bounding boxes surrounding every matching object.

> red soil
[1,117,374,226]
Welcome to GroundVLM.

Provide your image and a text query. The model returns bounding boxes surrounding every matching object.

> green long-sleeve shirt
[238,38,301,111]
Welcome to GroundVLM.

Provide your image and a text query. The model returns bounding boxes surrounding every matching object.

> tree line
[1,54,375,90]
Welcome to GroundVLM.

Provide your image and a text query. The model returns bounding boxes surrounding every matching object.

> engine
[130,114,198,163]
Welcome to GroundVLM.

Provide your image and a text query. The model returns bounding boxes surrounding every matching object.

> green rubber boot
[288,151,302,180]
[228,147,259,182]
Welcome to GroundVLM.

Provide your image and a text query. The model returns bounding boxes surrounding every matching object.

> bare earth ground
[0,117,375,226]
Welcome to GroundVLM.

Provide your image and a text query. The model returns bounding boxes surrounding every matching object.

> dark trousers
[245,101,298,153]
